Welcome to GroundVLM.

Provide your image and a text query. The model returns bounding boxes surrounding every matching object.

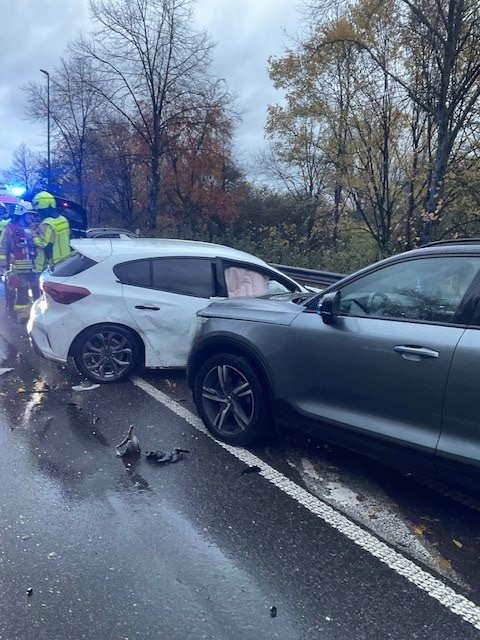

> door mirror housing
[319,290,341,325]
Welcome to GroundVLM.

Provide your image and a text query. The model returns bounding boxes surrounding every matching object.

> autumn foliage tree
[162,100,244,234]
[73,0,235,231]
[22,0,242,234]
[266,0,480,254]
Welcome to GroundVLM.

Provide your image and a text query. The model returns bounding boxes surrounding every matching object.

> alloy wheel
[81,329,134,382]
[201,363,255,437]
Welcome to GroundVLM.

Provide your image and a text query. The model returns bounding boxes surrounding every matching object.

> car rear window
[50,252,97,277]
[114,260,151,287]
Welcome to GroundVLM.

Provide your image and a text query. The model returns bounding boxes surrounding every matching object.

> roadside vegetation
[2,0,480,274]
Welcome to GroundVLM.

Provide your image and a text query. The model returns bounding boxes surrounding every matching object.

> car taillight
[42,281,91,304]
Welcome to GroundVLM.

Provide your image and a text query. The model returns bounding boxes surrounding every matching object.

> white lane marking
[132,376,480,630]
[297,458,468,589]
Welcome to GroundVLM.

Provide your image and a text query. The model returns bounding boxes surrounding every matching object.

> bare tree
[403,0,480,243]
[24,56,102,206]
[313,0,480,243]
[73,0,227,230]
[2,144,43,193]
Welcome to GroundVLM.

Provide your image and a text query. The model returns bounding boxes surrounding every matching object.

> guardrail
[272,264,346,288]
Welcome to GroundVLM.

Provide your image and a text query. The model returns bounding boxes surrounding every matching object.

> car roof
[386,240,480,261]
[70,237,271,267]
[86,227,138,238]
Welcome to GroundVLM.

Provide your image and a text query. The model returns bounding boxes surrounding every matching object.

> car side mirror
[319,290,341,325]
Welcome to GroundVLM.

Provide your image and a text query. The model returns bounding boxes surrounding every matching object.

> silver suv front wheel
[193,353,269,445]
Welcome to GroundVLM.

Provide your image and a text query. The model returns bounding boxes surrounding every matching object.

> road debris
[72,382,100,392]
[240,465,261,476]
[26,587,33,597]
[145,448,189,464]
[0,368,13,375]
[116,426,140,458]
[270,606,277,618]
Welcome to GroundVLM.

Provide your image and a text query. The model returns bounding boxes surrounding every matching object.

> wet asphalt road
[1,300,480,639]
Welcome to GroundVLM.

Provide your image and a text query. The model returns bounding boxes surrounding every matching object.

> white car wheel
[73,325,139,383]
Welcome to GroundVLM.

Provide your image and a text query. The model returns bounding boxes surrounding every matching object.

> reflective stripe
[13,259,33,273]
[35,215,71,268]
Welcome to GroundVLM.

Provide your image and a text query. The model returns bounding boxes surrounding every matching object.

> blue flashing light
[7,185,26,197]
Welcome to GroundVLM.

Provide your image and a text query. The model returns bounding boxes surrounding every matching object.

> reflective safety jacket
[0,218,11,266]
[33,214,71,271]
[0,221,35,273]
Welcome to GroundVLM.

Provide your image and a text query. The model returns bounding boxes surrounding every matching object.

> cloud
[0,0,298,175]
[0,0,91,169]
[194,0,299,158]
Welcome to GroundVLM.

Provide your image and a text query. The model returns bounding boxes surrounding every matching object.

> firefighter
[0,202,14,310]
[0,202,11,270]
[0,205,38,313]
[31,191,72,272]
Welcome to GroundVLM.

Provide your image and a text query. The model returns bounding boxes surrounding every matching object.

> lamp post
[39,69,51,190]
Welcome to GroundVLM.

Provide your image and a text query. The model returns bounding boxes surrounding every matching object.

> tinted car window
[114,260,151,287]
[152,258,213,297]
[51,252,97,276]
[339,256,480,323]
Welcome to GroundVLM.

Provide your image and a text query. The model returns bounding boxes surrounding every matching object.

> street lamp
[39,69,51,190]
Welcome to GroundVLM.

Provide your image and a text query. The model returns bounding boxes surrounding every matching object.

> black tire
[72,324,139,383]
[193,353,270,445]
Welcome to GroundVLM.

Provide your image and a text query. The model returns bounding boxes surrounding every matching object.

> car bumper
[27,298,69,364]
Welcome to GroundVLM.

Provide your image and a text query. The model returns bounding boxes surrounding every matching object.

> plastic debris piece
[116,425,140,458]
[72,382,100,392]
[0,368,13,375]
[413,525,427,535]
[145,448,189,464]
[240,465,261,476]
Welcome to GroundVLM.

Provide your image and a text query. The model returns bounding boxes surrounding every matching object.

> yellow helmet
[32,191,56,211]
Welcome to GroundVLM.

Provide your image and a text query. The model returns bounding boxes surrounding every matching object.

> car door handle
[135,305,160,311]
[393,345,439,358]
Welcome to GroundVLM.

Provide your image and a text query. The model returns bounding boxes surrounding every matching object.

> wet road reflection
[1,305,480,639]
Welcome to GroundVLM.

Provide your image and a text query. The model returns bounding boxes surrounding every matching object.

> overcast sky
[0,0,300,177]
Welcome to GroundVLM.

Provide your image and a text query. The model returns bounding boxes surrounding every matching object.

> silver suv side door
[282,256,480,469]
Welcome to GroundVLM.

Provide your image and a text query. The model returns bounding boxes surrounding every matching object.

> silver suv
[187,240,480,489]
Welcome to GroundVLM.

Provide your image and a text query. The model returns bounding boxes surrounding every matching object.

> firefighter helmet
[32,191,56,211]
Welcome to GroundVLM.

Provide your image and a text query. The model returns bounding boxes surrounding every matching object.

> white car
[28,238,308,383]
